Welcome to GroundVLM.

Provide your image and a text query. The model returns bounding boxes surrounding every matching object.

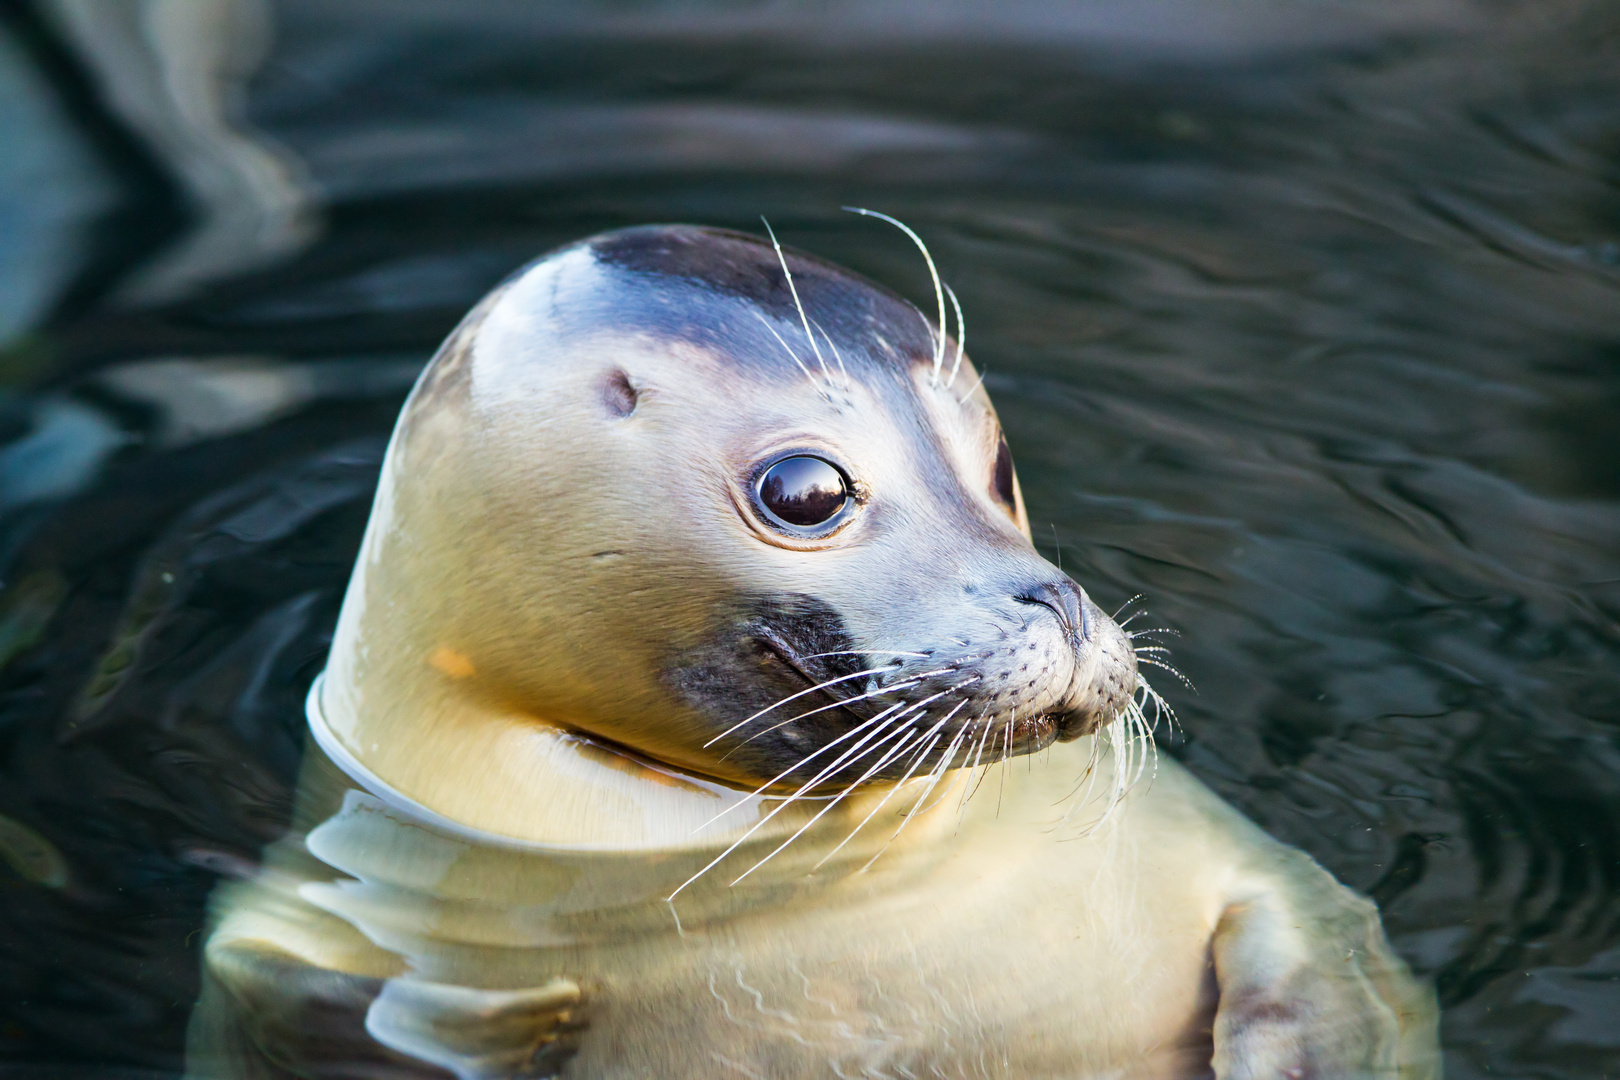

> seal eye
[992,433,1017,513]
[757,456,850,529]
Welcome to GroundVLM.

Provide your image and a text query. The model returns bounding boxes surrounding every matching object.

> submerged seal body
[187,225,1439,1079]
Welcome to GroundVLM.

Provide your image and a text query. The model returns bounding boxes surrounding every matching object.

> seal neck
[297,674,995,935]
[305,674,579,852]
[306,671,972,878]
[307,672,782,850]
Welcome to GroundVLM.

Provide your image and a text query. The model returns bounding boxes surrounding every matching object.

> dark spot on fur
[664,593,878,787]
[587,225,936,374]
[602,369,638,417]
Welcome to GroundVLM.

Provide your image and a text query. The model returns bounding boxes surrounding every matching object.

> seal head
[321,225,1136,829]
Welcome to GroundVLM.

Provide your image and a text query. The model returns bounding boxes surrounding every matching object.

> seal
[186,224,1439,1079]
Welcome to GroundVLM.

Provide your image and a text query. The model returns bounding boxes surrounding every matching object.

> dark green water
[1,2,1618,1076]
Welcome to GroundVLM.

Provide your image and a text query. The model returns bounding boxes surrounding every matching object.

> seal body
[186,226,1439,1079]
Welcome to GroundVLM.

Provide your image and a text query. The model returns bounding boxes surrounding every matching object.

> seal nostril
[1015,580,1089,642]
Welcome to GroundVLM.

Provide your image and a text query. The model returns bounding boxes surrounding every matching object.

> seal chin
[1049,593,1139,742]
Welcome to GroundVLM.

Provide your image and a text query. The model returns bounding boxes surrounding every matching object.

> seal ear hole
[992,433,1017,513]
[602,370,638,417]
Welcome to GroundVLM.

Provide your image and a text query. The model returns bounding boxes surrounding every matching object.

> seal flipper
[366,976,587,1080]
[192,940,586,1080]
[1209,858,1440,1080]
[191,940,446,1080]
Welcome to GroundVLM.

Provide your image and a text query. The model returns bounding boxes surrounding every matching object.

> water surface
[1,2,1618,1076]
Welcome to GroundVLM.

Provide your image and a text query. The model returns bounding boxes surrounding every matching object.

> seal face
[323,223,1137,807]
[598,227,1137,791]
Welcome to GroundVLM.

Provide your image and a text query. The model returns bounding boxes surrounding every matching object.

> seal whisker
[1129,632,1178,647]
[943,282,967,387]
[894,732,971,847]
[995,707,1015,817]
[763,692,941,815]
[698,683,954,836]
[1059,722,1117,829]
[730,667,955,751]
[712,691,940,868]
[842,207,947,382]
[854,730,945,874]
[799,650,930,660]
[893,705,953,781]
[695,700,914,832]
[703,663,904,748]
[1055,675,1170,832]
[752,310,819,388]
[1057,736,1107,826]
[1134,653,1191,686]
[1111,594,1147,621]
[735,663,959,748]
[693,693,926,829]
[733,720,924,885]
[1119,693,1158,792]
[953,367,987,406]
[858,704,972,872]
[959,712,997,813]
[760,217,832,387]
[909,717,974,818]
[1134,655,1194,691]
[1137,674,1180,736]
[909,719,969,818]
[811,717,957,871]
[809,316,850,387]
[673,699,934,897]
[1102,611,1190,691]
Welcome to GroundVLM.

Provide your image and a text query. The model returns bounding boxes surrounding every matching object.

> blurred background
[0,1,1618,1076]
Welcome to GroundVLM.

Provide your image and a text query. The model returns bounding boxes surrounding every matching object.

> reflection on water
[1,1,1618,1077]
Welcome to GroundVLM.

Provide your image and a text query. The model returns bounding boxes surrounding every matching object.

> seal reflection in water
[187,224,1439,1079]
